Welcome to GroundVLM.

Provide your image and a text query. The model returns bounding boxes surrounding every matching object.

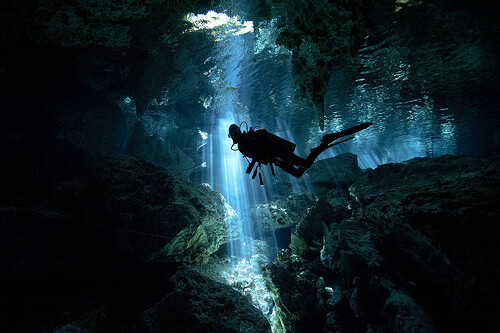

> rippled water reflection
[196,2,500,173]
[219,8,500,169]
[319,30,499,168]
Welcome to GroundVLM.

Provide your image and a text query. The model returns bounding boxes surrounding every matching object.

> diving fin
[321,122,373,145]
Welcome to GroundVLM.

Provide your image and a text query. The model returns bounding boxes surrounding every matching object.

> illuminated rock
[249,193,316,231]
[140,265,272,332]
[76,155,236,264]
[266,154,499,331]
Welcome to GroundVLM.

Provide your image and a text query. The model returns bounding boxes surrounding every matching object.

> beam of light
[205,96,287,332]
[200,13,284,259]
[275,117,312,193]
[195,12,287,330]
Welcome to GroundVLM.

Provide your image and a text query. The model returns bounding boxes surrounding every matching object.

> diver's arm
[246,159,256,174]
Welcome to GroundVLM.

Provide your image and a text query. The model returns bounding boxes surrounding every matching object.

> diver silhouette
[228,122,372,185]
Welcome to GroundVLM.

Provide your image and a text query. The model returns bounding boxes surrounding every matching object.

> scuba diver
[228,122,372,185]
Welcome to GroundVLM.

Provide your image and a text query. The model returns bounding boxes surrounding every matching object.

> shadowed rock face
[139,265,272,333]
[307,153,363,191]
[0,1,215,183]
[350,155,500,325]
[2,151,498,332]
[272,0,371,129]
[57,155,236,264]
[0,1,211,49]
[0,1,498,332]
[0,156,255,332]
[264,154,500,332]
[0,206,180,331]
[127,122,196,176]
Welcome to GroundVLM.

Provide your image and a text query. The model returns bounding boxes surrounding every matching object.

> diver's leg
[275,143,330,169]
[276,150,309,167]
[303,143,331,166]
[275,127,365,174]
[273,143,331,177]
[274,160,307,178]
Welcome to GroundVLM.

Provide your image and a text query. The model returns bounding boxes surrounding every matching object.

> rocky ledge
[0,156,247,332]
[1,154,498,332]
[264,154,500,332]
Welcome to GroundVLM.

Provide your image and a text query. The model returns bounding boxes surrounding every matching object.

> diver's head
[228,124,241,142]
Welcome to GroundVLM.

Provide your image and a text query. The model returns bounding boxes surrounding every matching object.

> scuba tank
[260,130,296,153]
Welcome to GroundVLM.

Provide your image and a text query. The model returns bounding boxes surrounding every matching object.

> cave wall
[0,0,217,202]
[264,154,500,332]
[1,1,499,332]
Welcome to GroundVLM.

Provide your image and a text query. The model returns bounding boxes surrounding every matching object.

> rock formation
[57,155,237,263]
[264,154,500,332]
[272,0,371,129]
[139,265,271,333]
[1,156,255,332]
[1,0,498,332]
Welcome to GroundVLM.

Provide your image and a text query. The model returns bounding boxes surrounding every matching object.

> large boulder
[263,255,325,333]
[267,217,437,333]
[306,153,363,190]
[0,207,177,332]
[320,218,437,331]
[139,265,272,333]
[250,192,316,232]
[266,154,499,332]
[378,289,435,332]
[349,154,500,328]
[350,154,500,204]
[320,218,383,284]
[60,155,237,264]
[290,188,353,258]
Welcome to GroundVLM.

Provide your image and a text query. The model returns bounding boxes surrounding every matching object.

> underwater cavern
[1,0,499,332]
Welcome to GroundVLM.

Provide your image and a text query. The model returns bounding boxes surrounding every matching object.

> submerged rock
[263,255,325,333]
[61,155,237,264]
[127,121,195,177]
[377,289,435,332]
[306,153,364,191]
[291,189,353,258]
[250,192,316,232]
[266,154,499,332]
[351,154,500,327]
[0,207,177,332]
[320,218,383,284]
[139,265,272,333]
